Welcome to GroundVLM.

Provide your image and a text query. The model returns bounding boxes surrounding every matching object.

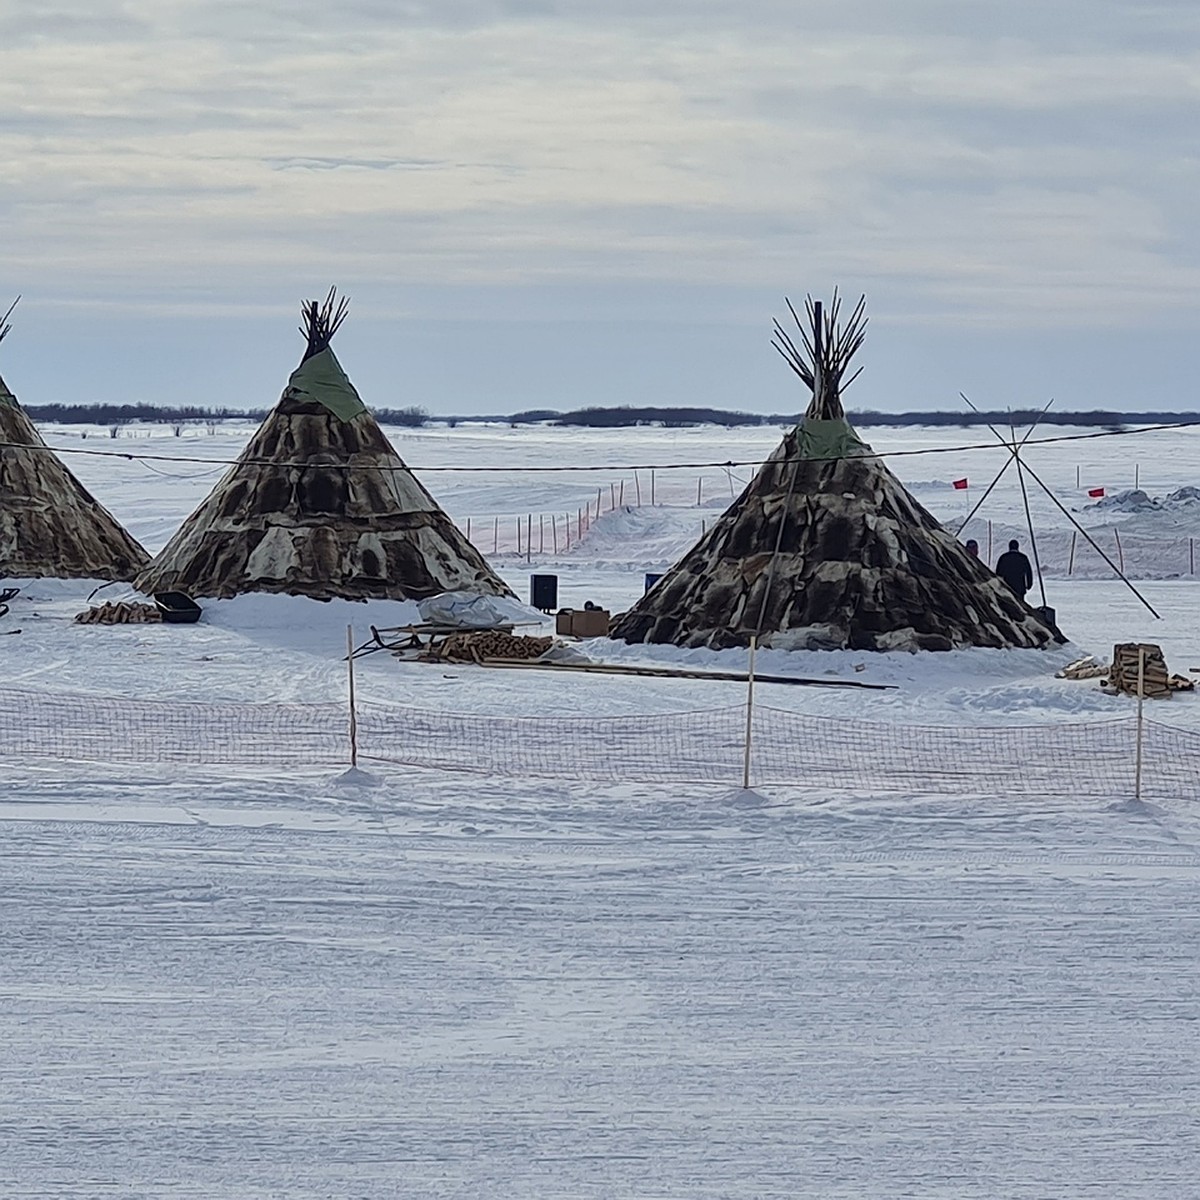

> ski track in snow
[3,422,1200,1196]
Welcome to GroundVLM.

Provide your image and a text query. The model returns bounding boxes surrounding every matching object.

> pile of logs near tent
[1102,643,1195,698]
[74,600,163,625]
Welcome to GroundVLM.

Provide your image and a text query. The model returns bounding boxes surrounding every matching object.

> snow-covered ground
[3,419,1199,1197]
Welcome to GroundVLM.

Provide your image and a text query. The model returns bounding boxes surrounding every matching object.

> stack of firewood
[75,601,163,625]
[1102,642,1195,698]
[425,630,554,664]
[1056,655,1109,680]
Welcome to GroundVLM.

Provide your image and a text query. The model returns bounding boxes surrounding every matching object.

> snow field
[2,419,1199,1196]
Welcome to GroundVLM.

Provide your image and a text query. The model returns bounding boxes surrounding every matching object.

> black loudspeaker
[530,574,559,612]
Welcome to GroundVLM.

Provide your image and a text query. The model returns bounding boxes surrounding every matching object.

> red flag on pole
[952,478,969,490]
[1088,487,1105,498]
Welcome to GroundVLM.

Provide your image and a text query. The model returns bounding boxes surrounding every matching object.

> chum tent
[610,293,1064,652]
[0,303,149,582]
[135,290,513,602]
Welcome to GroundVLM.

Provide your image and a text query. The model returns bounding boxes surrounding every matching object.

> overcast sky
[2,0,1198,415]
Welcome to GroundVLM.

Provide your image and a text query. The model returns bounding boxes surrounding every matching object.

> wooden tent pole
[954,394,1052,539]
[1008,414,1049,610]
[1017,458,1160,618]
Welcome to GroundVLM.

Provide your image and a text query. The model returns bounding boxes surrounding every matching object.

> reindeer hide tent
[135,291,512,602]
[0,305,149,581]
[610,294,1063,652]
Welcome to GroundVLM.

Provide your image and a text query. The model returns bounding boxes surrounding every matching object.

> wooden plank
[470,657,895,690]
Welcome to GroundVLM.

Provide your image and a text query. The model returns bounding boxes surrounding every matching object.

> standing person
[996,539,1033,600]
[965,539,979,559]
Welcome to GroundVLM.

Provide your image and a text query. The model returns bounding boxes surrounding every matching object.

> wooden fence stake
[697,477,703,506]
[742,635,757,791]
[527,513,533,562]
[635,472,642,506]
[1068,530,1076,575]
[493,516,499,554]
[651,469,656,506]
[1115,528,1125,574]
[1135,646,1145,802]
[618,480,624,507]
[346,625,359,770]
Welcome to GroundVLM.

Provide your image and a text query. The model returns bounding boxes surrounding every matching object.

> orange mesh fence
[1,687,1196,801]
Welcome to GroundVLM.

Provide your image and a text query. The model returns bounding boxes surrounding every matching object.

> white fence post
[1135,646,1145,802]
[742,636,757,791]
[346,625,359,770]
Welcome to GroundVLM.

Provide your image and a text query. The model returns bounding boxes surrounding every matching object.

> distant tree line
[538,406,1200,430]
[24,402,430,428]
[549,406,774,428]
[21,401,1200,431]
[24,403,254,424]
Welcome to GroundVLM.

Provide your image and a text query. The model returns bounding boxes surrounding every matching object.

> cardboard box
[555,608,611,638]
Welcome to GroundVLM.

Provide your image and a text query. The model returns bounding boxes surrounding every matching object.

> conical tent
[135,291,512,602]
[0,305,150,581]
[610,293,1063,652]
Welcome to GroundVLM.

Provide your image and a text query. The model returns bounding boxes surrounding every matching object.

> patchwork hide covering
[610,293,1062,653]
[0,373,149,581]
[610,417,1062,651]
[135,304,512,602]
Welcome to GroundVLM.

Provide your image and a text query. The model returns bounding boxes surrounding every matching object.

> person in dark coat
[965,538,979,559]
[996,539,1033,599]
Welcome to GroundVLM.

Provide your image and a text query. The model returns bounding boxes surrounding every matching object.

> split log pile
[1102,642,1195,698]
[1056,655,1109,680]
[423,630,554,664]
[75,601,163,625]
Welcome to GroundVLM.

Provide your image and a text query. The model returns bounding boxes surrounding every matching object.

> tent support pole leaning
[1017,458,1161,618]
[1008,413,1049,610]
[960,394,1158,617]
[953,396,1052,540]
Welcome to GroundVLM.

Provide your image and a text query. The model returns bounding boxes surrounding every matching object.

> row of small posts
[1066,530,1197,577]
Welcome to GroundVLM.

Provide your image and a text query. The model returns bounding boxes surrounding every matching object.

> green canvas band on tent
[797,417,873,461]
[284,347,366,422]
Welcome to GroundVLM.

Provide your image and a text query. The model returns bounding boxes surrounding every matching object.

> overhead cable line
[3,417,1198,475]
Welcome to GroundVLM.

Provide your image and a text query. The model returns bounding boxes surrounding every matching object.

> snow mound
[1086,489,1161,514]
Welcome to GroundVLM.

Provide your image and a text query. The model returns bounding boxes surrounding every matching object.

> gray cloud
[2,0,1200,411]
